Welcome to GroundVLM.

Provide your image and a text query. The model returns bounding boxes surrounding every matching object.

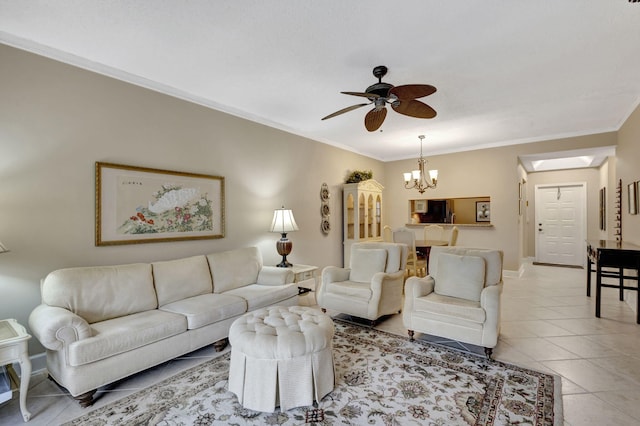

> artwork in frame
[96,162,225,246]
[629,181,638,215]
[476,201,490,222]
[414,199,427,213]
[599,187,606,231]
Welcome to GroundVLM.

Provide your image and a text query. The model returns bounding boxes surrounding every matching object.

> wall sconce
[270,206,299,267]
[403,135,438,193]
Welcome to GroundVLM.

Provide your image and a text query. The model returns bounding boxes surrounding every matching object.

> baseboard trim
[532,262,584,269]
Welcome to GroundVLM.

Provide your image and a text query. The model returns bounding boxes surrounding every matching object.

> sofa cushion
[207,247,263,293]
[414,293,486,324]
[434,253,486,302]
[223,283,298,311]
[68,310,187,366]
[326,280,372,301]
[349,248,387,283]
[160,293,247,329]
[41,263,156,324]
[429,247,503,286]
[153,255,213,306]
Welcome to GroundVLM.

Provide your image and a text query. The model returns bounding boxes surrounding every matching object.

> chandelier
[403,135,438,193]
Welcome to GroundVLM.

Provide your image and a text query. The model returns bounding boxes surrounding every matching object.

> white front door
[535,183,586,266]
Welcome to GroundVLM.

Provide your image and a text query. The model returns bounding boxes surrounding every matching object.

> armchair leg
[408,330,415,342]
[484,347,493,360]
[213,338,228,352]
[74,390,97,407]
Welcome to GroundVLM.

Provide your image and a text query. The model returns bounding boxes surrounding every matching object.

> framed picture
[599,187,606,230]
[96,162,225,246]
[629,182,638,215]
[476,201,490,222]
[414,199,427,213]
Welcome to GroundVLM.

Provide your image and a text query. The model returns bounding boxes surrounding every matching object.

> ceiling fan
[321,65,437,132]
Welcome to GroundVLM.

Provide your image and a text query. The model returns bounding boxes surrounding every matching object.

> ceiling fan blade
[389,84,437,100]
[321,103,369,120]
[364,107,387,132]
[391,99,437,119]
[341,91,380,99]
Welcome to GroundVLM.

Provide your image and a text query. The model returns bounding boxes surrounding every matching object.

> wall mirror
[409,197,491,224]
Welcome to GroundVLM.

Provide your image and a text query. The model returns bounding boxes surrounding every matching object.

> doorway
[534,183,586,267]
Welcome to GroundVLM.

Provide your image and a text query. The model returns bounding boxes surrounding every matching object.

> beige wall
[0,45,384,354]
[616,103,640,311]
[385,132,617,271]
[1,43,638,357]
[618,104,640,245]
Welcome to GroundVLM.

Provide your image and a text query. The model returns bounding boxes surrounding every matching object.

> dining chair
[382,225,393,242]
[393,228,426,278]
[448,226,459,246]
[423,224,444,241]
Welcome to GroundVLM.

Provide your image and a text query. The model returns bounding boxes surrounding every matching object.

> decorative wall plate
[320,183,330,201]
[320,183,331,234]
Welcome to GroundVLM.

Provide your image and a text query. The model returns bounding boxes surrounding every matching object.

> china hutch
[343,179,384,264]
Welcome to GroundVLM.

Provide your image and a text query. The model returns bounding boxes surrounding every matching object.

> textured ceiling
[1,1,639,161]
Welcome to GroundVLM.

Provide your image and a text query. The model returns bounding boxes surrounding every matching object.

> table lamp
[270,206,298,267]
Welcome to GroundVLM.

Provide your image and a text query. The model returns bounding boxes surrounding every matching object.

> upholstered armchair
[317,242,408,324]
[403,246,503,358]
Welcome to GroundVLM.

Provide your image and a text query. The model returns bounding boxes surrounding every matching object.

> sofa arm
[402,276,436,328]
[321,266,350,286]
[480,282,502,312]
[368,270,405,318]
[257,266,294,285]
[480,282,503,346]
[28,304,92,351]
[404,275,435,299]
[317,266,350,306]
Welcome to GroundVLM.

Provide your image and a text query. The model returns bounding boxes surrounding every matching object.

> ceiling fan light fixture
[321,66,437,131]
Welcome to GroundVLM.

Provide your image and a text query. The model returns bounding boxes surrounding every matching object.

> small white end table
[0,319,32,422]
[291,264,319,306]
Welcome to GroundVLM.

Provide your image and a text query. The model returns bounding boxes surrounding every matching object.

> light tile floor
[1,262,639,425]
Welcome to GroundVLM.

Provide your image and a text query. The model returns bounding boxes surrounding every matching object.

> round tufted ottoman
[227,306,335,412]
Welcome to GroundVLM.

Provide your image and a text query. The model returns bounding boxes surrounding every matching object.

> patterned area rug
[65,320,561,425]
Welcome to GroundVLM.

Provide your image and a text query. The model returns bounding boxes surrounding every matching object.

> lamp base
[276,234,293,268]
[276,258,293,268]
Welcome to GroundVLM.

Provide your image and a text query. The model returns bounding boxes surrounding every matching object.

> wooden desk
[586,239,640,324]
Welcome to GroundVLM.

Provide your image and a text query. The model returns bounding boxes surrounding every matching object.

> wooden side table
[291,264,319,306]
[0,319,32,422]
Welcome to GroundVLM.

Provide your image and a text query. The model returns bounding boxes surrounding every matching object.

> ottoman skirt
[228,306,335,412]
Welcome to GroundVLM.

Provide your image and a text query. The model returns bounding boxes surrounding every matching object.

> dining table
[414,239,449,274]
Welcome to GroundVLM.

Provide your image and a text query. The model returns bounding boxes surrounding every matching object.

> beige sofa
[28,246,298,407]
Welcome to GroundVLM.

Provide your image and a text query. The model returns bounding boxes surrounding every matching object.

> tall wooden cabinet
[343,179,384,265]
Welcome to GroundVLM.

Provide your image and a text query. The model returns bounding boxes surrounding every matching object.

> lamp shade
[270,207,299,233]
[0,241,9,254]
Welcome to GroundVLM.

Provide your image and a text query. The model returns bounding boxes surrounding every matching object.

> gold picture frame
[96,162,225,246]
